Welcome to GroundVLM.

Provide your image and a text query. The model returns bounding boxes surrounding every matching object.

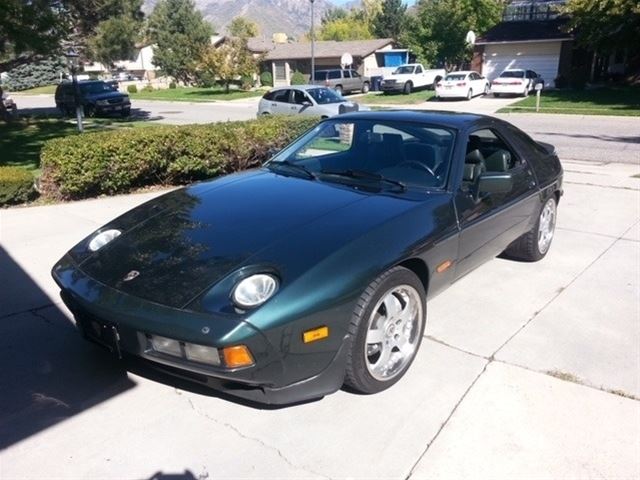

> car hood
[86,91,129,102]
[73,170,418,309]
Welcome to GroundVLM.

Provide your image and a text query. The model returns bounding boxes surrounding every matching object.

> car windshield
[394,66,415,74]
[80,82,116,94]
[500,71,525,78]
[267,119,456,191]
[445,74,466,81]
[306,87,345,104]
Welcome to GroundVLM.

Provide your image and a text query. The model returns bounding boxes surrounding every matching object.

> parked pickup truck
[381,64,446,94]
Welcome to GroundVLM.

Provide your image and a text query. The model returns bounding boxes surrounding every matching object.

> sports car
[52,111,563,405]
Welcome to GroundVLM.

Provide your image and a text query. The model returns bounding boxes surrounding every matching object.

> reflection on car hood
[77,170,395,308]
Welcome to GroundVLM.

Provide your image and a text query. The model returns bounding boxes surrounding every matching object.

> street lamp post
[310,0,315,83]
[65,47,84,133]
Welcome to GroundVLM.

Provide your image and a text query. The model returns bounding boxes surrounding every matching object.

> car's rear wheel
[344,266,426,394]
[403,82,412,94]
[484,84,490,95]
[504,196,557,262]
[362,82,370,93]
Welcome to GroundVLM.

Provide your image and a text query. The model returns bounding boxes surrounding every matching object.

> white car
[380,63,447,94]
[257,85,368,119]
[491,69,544,97]
[435,71,490,100]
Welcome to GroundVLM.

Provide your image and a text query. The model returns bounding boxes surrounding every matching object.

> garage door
[482,41,561,87]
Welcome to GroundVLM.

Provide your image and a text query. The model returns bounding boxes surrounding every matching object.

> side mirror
[477,172,513,194]
[302,100,312,107]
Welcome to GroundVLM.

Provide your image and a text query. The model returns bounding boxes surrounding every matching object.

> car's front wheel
[362,82,370,93]
[344,266,426,394]
[403,82,412,94]
[505,196,557,262]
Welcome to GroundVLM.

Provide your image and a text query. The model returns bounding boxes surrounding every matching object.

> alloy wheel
[538,198,556,254]
[364,285,423,381]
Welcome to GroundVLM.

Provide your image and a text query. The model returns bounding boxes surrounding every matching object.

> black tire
[362,82,370,93]
[466,89,473,100]
[504,196,557,262]
[493,92,501,98]
[85,105,96,118]
[432,76,442,90]
[344,266,426,394]
[403,82,412,94]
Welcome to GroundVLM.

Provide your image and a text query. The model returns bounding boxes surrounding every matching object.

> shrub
[127,84,138,94]
[0,167,36,206]
[169,81,177,89]
[143,85,154,92]
[260,71,273,87]
[290,71,306,85]
[40,116,320,200]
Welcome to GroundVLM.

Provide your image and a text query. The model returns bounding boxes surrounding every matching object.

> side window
[328,70,341,80]
[262,91,275,101]
[465,128,520,174]
[272,89,290,103]
[415,65,423,74]
[351,70,360,78]
[292,90,310,105]
[343,70,351,78]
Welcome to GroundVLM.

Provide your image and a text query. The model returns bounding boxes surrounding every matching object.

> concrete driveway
[1,154,639,477]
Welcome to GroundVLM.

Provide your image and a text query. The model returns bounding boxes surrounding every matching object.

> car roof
[337,110,493,129]
[268,85,333,92]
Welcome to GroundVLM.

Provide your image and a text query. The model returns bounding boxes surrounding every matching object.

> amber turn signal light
[436,260,453,273]
[222,345,254,368]
[303,326,329,344]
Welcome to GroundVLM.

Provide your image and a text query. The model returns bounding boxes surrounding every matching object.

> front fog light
[185,343,220,365]
[232,274,278,309]
[150,335,181,357]
[88,229,121,252]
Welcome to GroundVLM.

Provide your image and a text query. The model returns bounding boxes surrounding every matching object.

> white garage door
[482,41,562,87]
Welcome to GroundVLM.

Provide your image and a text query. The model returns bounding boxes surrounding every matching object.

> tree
[198,38,258,92]
[403,0,502,69]
[373,0,408,39]
[147,0,214,84]
[0,0,68,72]
[89,15,141,67]
[562,0,640,54]
[228,17,259,38]
[318,12,374,41]
[322,7,348,25]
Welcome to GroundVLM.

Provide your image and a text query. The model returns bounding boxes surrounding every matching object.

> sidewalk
[1,158,638,478]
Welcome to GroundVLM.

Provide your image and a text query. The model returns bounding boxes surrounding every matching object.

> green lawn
[0,118,152,176]
[499,86,640,116]
[357,90,436,105]
[10,84,58,95]
[130,86,264,102]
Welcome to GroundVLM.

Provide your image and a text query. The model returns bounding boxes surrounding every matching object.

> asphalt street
[13,93,640,165]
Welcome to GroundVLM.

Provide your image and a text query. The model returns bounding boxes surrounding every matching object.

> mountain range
[143,0,338,38]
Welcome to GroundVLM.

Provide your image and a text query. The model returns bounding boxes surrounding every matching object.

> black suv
[55,80,131,117]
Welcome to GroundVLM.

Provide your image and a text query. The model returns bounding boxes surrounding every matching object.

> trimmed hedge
[40,115,319,200]
[127,84,137,94]
[0,167,35,206]
[260,71,273,87]
[291,71,306,85]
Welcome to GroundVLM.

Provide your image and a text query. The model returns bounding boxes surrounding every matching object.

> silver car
[257,85,368,119]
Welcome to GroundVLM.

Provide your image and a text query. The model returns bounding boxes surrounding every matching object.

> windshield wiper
[267,160,317,180]
[320,169,406,191]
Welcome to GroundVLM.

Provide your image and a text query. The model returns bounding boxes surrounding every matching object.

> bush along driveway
[498,86,640,116]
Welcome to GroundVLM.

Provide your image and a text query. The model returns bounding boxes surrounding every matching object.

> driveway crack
[185,397,332,480]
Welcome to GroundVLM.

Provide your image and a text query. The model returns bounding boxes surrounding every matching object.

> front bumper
[52,254,347,405]
[380,83,403,92]
[490,85,525,94]
[95,102,131,114]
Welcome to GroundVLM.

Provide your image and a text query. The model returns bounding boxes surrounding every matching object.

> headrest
[485,150,510,172]
[465,149,484,164]
[467,135,483,153]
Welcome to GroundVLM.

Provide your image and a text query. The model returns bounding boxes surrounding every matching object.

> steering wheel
[398,160,436,177]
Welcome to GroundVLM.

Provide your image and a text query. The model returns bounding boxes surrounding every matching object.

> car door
[289,89,313,115]
[453,126,539,279]
[414,64,426,87]
[269,89,291,114]
[341,70,354,93]
[469,72,483,93]
[350,70,362,91]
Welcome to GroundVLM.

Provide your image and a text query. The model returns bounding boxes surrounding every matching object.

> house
[254,38,401,86]
[472,0,577,87]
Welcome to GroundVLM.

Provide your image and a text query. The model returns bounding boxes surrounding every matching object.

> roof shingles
[252,38,394,60]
